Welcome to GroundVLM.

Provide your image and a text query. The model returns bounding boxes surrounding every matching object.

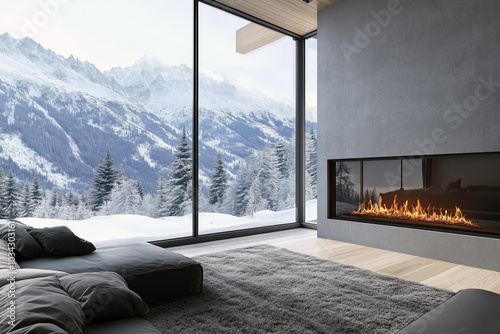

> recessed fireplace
[327,152,500,238]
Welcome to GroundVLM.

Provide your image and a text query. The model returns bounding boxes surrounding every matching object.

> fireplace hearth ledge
[318,218,500,272]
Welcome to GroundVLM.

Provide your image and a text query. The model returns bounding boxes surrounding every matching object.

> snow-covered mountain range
[0,32,309,192]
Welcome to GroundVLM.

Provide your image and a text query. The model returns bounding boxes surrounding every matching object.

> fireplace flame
[352,195,479,228]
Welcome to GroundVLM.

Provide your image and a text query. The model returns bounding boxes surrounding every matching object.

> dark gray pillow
[0,222,49,259]
[29,226,95,256]
[59,271,149,323]
[0,276,85,334]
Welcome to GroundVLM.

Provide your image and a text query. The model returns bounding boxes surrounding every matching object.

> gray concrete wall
[317,0,500,270]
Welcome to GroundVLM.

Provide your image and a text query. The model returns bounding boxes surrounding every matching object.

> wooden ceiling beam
[236,23,286,54]
[214,0,336,54]
[214,0,338,36]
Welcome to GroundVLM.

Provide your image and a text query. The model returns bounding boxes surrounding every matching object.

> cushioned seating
[397,289,500,334]
[19,242,203,305]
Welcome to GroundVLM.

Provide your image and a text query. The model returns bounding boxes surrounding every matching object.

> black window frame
[152,0,316,248]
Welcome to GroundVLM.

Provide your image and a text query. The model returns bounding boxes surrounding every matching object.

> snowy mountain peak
[0,32,15,43]
[0,33,304,193]
[135,55,164,69]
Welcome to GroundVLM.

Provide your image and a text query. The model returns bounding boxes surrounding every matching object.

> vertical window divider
[296,37,306,224]
[192,0,199,237]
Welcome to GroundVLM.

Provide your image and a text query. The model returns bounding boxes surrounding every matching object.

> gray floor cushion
[19,242,203,305]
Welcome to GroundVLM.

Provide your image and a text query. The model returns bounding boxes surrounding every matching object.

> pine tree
[228,163,251,217]
[137,193,154,217]
[0,167,6,219]
[336,162,355,203]
[74,200,92,220]
[209,152,228,207]
[33,196,51,219]
[66,191,79,207]
[274,141,293,210]
[306,127,318,200]
[105,174,141,215]
[247,170,267,216]
[274,142,289,179]
[30,175,42,211]
[90,151,117,211]
[50,188,58,207]
[256,148,279,211]
[155,175,169,218]
[166,127,192,216]
[20,183,32,217]
[135,178,144,199]
[4,171,20,219]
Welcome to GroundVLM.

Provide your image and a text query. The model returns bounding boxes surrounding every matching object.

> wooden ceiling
[214,0,338,37]
[212,0,337,54]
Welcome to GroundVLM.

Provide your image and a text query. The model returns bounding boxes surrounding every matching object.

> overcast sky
[0,0,316,106]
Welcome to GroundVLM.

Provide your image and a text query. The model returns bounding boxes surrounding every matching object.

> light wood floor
[170,228,500,294]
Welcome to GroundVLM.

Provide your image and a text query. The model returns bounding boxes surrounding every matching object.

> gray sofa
[0,220,203,334]
[397,288,500,333]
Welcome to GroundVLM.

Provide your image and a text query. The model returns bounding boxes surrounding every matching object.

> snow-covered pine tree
[47,187,61,218]
[247,171,266,216]
[274,141,293,210]
[30,175,43,212]
[155,175,169,218]
[90,151,117,211]
[5,171,20,219]
[166,127,192,216]
[135,178,144,199]
[256,148,279,211]
[306,127,318,200]
[20,183,32,217]
[0,167,7,218]
[56,193,64,207]
[104,173,141,215]
[74,200,92,220]
[137,193,154,217]
[274,142,289,179]
[284,131,296,209]
[50,188,58,207]
[225,163,250,217]
[66,191,79,207]
[208,152,228,207]
[33,195,51,219]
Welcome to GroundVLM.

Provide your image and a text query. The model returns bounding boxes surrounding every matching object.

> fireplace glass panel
[329,153,500,237]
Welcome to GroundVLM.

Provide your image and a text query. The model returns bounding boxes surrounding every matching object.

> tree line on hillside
[0,127,317,220]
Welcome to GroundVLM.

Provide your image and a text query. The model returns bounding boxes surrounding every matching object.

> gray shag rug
[146,245,453,334]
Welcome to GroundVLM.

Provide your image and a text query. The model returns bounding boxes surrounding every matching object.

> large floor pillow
[0,276,85,334]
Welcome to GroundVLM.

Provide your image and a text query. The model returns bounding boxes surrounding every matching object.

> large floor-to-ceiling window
[0,0,193,242]
[198,3,296,234]
[0,0,314,244]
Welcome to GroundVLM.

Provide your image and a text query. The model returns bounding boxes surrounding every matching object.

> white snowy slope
[17,199,318,244]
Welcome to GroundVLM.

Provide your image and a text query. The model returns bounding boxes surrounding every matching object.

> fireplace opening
[327,152,500,238]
